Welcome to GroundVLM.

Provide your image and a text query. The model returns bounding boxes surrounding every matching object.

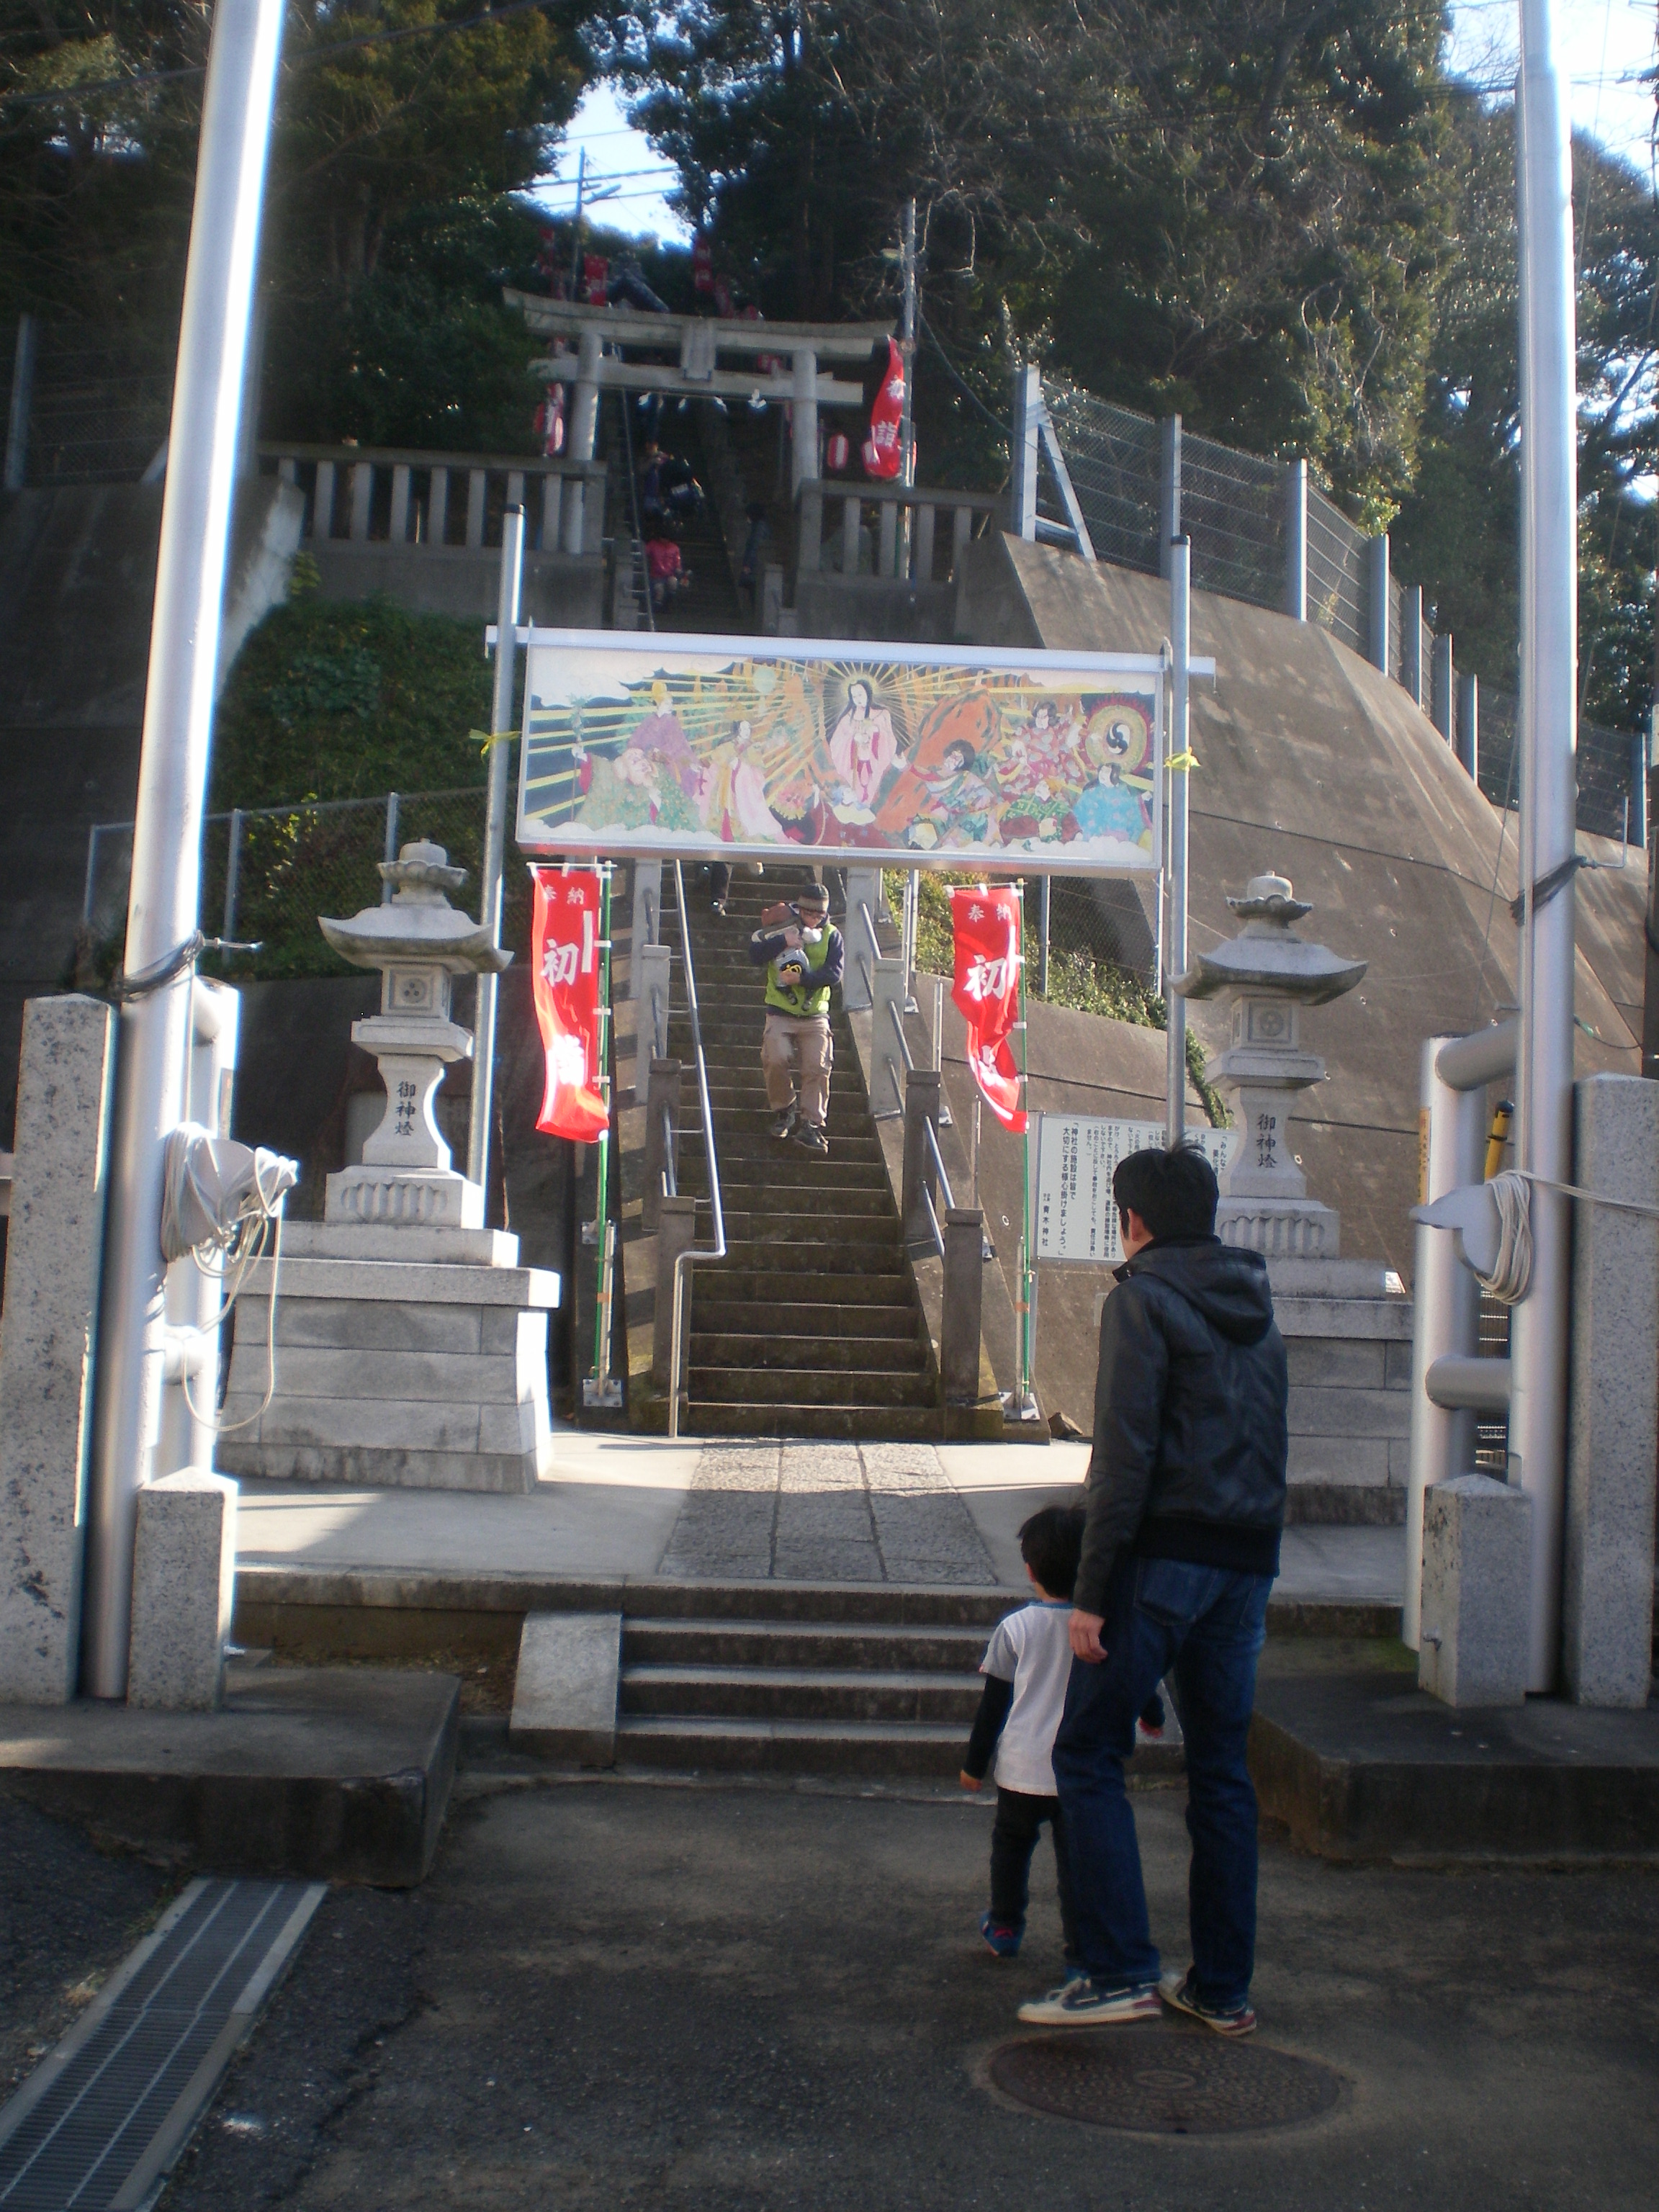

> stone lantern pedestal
[217,843,560,1495]
[1176,873,1413,1525]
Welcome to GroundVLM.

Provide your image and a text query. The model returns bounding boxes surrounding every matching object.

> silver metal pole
[467,505,525,1197]
[1166,536,1192,1146]
[1509,0,1577,1692]
[82,0,285,1699]
[899,197,917,577]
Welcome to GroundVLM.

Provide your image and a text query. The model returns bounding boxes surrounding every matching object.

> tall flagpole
[82,0,287,1698]
[1509,0,1577,1691]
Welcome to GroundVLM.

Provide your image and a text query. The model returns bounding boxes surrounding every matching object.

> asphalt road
[150,1776,1659,2212]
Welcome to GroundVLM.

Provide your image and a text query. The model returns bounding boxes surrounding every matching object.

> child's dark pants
[990,1786,1079,1962]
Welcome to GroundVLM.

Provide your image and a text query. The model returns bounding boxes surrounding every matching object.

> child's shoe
[979,1912,1022,1958]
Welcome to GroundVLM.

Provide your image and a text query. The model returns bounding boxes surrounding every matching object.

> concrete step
[614,1713,966,1777]
[688,1366,936,1408]
[620,1663,982,1725]
[688,1332,923,1373]
[690,1299,919,1336]
[693,1269,913,1304]
[683,1402,944,1441]
[717,1166,893,1200]
[623,1617,994,1670]
[718,1214,902,1250]
[709,1133,887,1167]
[716,1238,906,1272]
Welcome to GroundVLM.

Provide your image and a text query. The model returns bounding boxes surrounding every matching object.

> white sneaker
[1017,1977,1161,2028]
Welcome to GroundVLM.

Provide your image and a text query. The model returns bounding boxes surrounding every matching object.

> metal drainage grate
[988,2029,1342,2135]
[0,1877,324,2211]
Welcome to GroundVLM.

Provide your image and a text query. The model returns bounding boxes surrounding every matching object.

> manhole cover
[987,2030,1341,2135]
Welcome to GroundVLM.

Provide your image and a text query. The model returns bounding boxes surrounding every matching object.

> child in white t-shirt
[960,1506,1087,1965]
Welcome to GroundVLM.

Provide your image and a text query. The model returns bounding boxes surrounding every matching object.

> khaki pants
[762,1012,832,1127]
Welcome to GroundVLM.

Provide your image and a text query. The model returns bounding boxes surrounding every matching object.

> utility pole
[1509,0,1577,1693]
[568,148,587,296]
[82,0,286,1699]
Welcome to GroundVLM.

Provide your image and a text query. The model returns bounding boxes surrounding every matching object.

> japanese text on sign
[1032,1115,1234,1265]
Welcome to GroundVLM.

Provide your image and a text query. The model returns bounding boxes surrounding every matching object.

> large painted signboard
[515,630,1172,873]
[1032,1114,1234,1266]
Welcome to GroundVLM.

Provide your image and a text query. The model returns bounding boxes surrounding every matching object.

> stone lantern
[1175,871,1365,1259]
[319,841,511,1231]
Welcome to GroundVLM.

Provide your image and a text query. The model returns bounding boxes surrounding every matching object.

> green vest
[765,927,834,1018]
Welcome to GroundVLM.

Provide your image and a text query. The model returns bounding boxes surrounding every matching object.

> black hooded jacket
[1074,1236,1289,1616]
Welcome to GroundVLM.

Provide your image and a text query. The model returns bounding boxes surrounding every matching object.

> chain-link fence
[78,786,520,986]
[1470,686,1640,842]
[4,317,174,487]
[1039,387,1163,575]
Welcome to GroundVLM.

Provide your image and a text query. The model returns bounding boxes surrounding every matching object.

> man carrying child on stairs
[748,879,843,1156]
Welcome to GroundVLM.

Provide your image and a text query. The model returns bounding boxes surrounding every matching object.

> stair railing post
[642,1057,683,1233]
[871,955,908,1119]
[638,939,671,1064]
[652,1194,698,1393]
[942,1206,986,1409]
[626,860,662,1000]
[901,1067,941,1246]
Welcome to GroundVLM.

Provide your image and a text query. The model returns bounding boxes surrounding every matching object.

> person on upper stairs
[748,878,843,1155]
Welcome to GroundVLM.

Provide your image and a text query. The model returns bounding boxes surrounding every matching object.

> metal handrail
[923,1115,956,1212]
[667,858,725,1438]
[887,997,916,1074]
[660,1100,678,1201]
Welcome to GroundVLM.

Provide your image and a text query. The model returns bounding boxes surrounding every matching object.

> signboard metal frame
[514,627,1213,877]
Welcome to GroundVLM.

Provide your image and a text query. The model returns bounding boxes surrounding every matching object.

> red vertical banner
[863,336,906,480]
[951,885,1027,1133]
[531,867,608,1141]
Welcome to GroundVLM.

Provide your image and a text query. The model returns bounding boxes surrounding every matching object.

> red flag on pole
[530,866,609,1141]
[863,336,906,480]
[950,885,1027,1133]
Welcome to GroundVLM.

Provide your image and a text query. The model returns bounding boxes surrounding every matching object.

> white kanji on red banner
[530,867,608,1141]
[950,884,1026,1132]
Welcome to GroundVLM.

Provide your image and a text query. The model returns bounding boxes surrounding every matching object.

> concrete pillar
[870,955,908,1119]
[1284,459,1308,621]
[1419,1474,1532,1708]
[642,1058,683,1234]
[841,868,883,1010]
[1158,415,1182,578]
[1457,674,1480,781]
[1010,365,1040,540]
[1562,1074,1659,1705]
[1368,534,1390,675]
[126,1470,237,1710]
[1400,587,1424,706]
[652,1194,698,1390]
[566,327,602,556]
[1431,634,1455,742]
[626,861,662,1002]
[0,997,117,1704]
[942,1208,986,1405]
[637,940,671,1063]
[901,1069,942,1246]
[1403,1033,1488,1649]
[791,346,819,495]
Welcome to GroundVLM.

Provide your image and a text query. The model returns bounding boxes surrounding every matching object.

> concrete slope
[0,477,301,1141]
[956,532,1642,1276]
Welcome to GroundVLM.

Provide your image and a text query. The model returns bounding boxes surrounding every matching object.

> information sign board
[1031,1115,1234,1266]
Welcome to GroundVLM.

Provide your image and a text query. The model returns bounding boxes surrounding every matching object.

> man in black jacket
[1018,1144,1287,2038]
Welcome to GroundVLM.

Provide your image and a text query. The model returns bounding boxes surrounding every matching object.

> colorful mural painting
[515,632,1166,873]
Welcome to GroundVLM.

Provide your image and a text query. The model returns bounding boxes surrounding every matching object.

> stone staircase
[614,1588,998,1776]
[660,868,939,1439]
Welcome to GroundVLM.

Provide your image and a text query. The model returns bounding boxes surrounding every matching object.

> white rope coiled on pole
[159,1124,298,1432]
[1474,1169,1532,1305]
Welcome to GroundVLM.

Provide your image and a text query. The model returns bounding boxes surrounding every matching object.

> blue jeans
[1052,1552,1272,2010]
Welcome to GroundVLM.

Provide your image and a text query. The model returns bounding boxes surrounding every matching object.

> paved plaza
[231,1430,1406,1604]
[132,1778,1657,2212]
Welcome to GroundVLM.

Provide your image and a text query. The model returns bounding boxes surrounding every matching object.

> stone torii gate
[503,292,892,508]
